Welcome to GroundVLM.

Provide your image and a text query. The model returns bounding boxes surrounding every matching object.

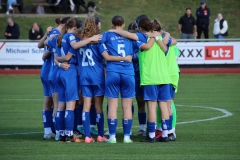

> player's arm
[44,34,58,47]
[140,38,155,50]
[170,36,177,45]
[56,53,73,62]
[54,54,70,70]
[102,52,132,62]
[42,50,51,61]
[109,30,138,40]
[38,26,53,48]
[71,34,102,49]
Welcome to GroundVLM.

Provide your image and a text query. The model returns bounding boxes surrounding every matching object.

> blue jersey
[60,33,77,65]
[132,40,144,72]
[40,46,52,79]
[74,40,107,85]
[101,32,134,75]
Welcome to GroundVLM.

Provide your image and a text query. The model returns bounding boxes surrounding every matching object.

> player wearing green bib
[152,20,180,141]
[109,17,172,142]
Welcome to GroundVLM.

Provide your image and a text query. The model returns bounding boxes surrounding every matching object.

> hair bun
[55,18,61,25]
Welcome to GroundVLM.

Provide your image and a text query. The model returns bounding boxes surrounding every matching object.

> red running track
[0,68,240,75]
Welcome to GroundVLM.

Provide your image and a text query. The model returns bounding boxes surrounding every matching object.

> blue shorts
[105,72,135,99]
[49,66,59,94]
[170,84,175,99]
[58,66,79,102]
[40,76,51,97]
[143,84,171,101]
[135,73,143,97]
[82,83,105,98]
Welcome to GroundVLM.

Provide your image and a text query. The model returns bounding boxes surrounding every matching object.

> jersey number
[79,48,95,66]
[118,44,126,62]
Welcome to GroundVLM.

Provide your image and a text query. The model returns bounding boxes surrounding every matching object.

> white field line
[0,104,233,136]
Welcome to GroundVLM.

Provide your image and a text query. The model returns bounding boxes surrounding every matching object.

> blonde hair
[80,17,99,39]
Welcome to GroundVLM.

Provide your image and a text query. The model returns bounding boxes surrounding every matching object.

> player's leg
[63,69,82,143]
[121,74,135,143]
[105,72,120,143]
[141,85,158,142]
[77,88,84,134]
[134,96,146,136]
[156,84,171,142]
[90,100,98,135]
[93,83,107,142]
[41,76,55,140]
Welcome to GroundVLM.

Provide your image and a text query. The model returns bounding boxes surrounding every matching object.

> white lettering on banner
[176,42,240,64]
[0,42,44,65]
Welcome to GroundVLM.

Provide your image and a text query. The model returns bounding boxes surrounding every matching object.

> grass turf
[0,0,240,39]
[0,74,239,160]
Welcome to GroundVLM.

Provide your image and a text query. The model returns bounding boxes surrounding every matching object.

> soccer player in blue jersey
[43,17,71,140]
[73,17,132,143]
[54,18,102,142]
[102,15,155,144]
[109,17,172,142]
[54,18,83,142]
[38,25,57,140]
[127,22,147,136]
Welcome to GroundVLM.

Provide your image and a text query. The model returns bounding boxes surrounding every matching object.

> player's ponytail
[112,15,124,27]
[57,18,79,47]
[57,24,67,47]
[138,17,153,32]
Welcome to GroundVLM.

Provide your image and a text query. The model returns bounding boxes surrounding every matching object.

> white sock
[162,130,168,138]
[56,130,60,135]
[110,135,116,140]
[65,130,73,136]
[44,127,52,134]
[168,129,174,134]
[149,132,155,138]
[60,130,65,136]
[124,135,130,141]
[140,124,146,131]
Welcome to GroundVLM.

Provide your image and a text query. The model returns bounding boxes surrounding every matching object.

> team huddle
[38,14,180,143]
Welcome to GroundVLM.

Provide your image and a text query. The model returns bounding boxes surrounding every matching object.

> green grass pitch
[0,74,239,160]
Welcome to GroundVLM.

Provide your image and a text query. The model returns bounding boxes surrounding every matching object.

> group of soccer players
[38,14,180,143]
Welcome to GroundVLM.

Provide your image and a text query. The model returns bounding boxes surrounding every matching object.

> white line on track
[0,104,233,136]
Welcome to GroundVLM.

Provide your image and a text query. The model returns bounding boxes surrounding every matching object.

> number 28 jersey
[72,38,107,85]
[101,32,134,75]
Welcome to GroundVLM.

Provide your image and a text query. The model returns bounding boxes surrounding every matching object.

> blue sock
[78,105,83,126]
[108,118,118,136]
[148,122,156,138]
[122,119,132,136]
[82,112,91,138]
[96,113,104,136]
[42,110,52,130]
[74,107,80,131]
[90,105,96,126]
[57,111,65,136]
[50,108,55,133]
[169,116,173,130]
[65,110,74,136]
[138,113,146,125]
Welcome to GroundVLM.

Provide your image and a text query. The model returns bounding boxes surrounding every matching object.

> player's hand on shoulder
[47,26,53,34]
[91,34,102,42]
[61,62,70,70]
[124,55,132,62]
